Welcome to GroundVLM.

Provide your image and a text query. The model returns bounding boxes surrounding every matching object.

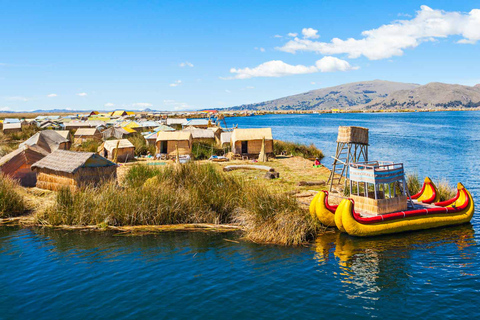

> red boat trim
[411,182,426,199]
[351,189,469,225]
[434,189,460,207]
[322,191,338,214]
[411,182,437,204]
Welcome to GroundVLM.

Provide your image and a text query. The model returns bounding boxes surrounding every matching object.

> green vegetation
[407,173,456,201]
[128,133,156,156]
[8,125,40,142]
[274,140,324,160]
[71,140,101,153]
[192,142,224,160]
[38,163,317,245]
[435,179,457,201]
[0,174,26,218]
[406,174,421,195]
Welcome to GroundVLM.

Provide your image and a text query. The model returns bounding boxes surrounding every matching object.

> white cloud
[76,92,87,96]
[311,82,316,85]
[273,34,283,38]
[133,102,153,108]
[104,102,115,107]
[254,47,266,52]
[169,80,182,87]
[0,106,10,111]
[245,86,255,89]
[302,28,319,39]
[225,89,231,93]
[179,61,194,67]
[278,6,480,60]
[47,93,57,97]
[287,32,298,37]
[163,99,192,110]
[228,56,357,79]
[5,96,28,102]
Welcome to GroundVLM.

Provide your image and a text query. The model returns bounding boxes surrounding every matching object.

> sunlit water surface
[1,112,480,319]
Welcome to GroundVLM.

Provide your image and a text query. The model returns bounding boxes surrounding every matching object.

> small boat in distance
[310,161,475,237]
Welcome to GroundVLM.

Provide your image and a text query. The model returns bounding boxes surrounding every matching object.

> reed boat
[310,161,475,237]
[336,182,474,237]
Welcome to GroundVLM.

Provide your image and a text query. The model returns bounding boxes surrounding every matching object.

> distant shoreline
[1,107,480,120]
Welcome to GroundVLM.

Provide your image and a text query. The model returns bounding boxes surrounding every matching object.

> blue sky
[0,0,479,111]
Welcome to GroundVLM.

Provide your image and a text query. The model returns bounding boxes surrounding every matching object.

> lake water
[1,112,480,319]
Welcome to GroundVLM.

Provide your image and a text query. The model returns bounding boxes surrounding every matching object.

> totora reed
[37,163,321,245]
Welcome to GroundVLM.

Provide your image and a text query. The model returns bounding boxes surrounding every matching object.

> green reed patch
[0,174,26,218]
[39,163,316,245]
[273,140,324,160]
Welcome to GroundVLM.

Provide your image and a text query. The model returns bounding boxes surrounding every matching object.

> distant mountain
[365,82,480,109]
[226,80,480,111]
[228,80,419,111]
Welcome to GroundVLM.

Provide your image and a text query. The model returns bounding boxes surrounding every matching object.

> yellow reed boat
[310,161,475,237]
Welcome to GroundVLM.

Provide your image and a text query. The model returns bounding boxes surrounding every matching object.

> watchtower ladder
[327,126,369,192]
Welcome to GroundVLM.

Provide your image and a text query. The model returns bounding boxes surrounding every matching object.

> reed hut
[21,130,71,153]
[0,145,49,187]
[98,139,135,162]
[182,127,215,144]
[144,131,159,146]
[2,123,22,134]
[231,128,274,159]
[166,118,187,130]
[220,132,232,148]
[31,150,117,191]
[56,130,74,146]
[156,131,193,158]
[74,128,102,144]
[102,127,131,140]
[182,119,210,129]
[64,122,93,131]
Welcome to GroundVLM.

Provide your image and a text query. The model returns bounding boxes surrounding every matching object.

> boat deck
[357,200,444,218]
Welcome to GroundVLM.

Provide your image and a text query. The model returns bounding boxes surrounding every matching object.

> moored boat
[336,182,474,237]
[310,161,475,237]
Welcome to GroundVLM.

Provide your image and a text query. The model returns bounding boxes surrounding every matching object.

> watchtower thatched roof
[31,150,116,174]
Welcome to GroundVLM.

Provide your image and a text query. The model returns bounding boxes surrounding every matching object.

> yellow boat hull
[336,183,474,237]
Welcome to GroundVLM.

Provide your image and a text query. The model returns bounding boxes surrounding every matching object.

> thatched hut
[31,150,117,191]
[182,127,215,144]
[102,127,132,140]
[56,130,74,146]
[20,130,71,152]
[166,118,187,130]
[74,128,102,144]
[231,128,274,158]
[220,132,232,148]
[183,119,210,129]
[98,139,135,162]
[64,122,93,131]
[2,123,22,134]
[156,131,193,158]
[0,145,49,187]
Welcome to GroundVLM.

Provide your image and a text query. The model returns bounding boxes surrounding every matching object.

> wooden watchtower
[327,126,369,192]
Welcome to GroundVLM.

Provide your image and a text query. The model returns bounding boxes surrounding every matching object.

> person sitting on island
[314,158,321,167]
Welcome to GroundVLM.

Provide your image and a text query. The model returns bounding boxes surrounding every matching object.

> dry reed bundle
[337,126,369,145]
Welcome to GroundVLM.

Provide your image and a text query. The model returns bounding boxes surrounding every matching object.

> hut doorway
[241,141,248,154]
[160,141,168,154]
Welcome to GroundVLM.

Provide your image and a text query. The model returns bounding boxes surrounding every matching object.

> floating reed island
[0,111,463,244]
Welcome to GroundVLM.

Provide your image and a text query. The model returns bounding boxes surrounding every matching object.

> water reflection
[314,225,476,297]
